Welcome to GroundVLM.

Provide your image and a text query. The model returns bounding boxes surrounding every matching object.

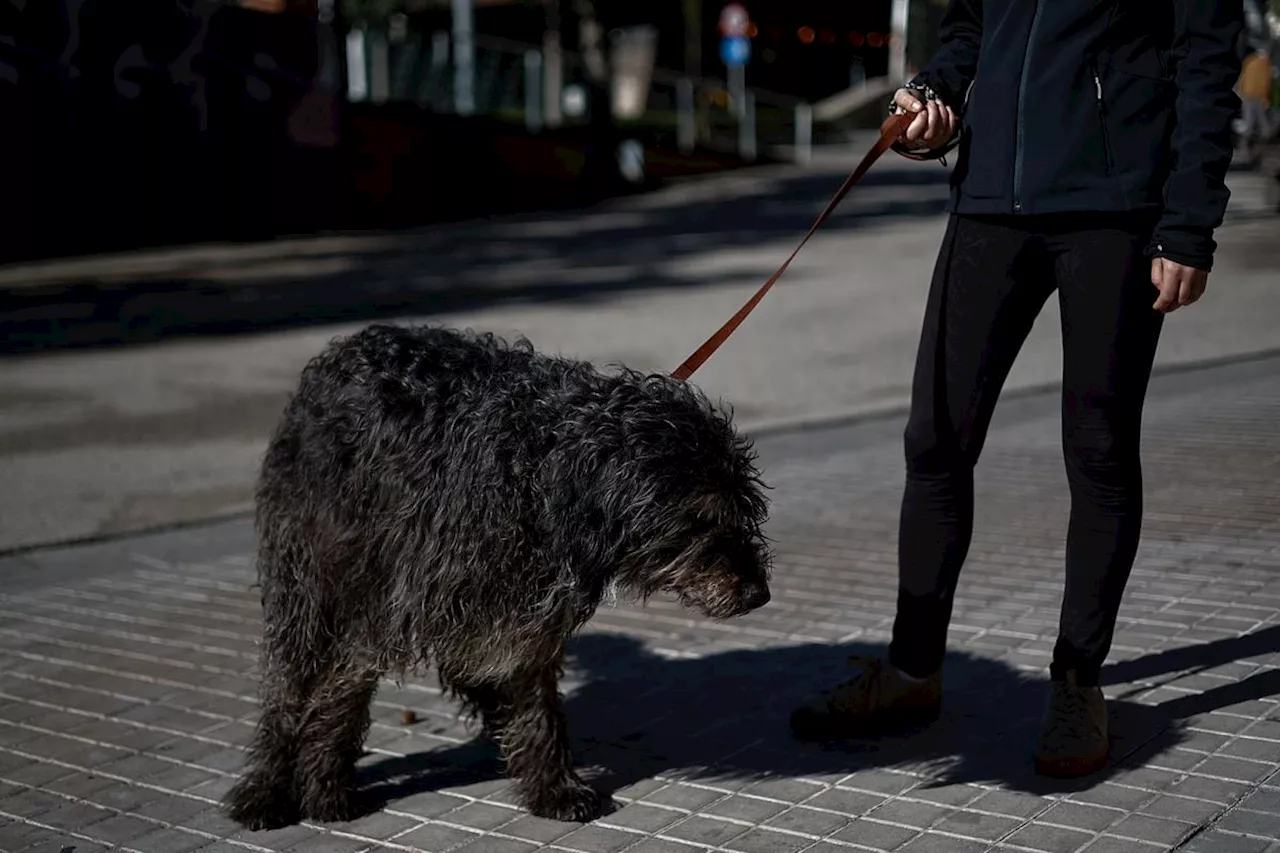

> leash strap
[671,111,915,382]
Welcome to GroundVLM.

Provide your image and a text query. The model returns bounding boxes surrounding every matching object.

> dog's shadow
[359,626,1280,815]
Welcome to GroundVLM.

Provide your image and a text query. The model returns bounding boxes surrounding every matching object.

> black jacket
[910,0,1244,270]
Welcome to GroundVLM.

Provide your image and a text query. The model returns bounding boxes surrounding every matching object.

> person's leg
[1051,215,1164,684]
[792,214,1055,740]
[1241,97,1265,158]
[887,214,1057,678]
[1035,213,1163,777]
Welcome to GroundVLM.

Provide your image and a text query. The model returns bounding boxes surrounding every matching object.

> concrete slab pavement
[1,350,1279,853]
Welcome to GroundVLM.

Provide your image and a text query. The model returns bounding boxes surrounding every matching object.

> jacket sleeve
[1151,0,1245,271]
[908,0,983,112]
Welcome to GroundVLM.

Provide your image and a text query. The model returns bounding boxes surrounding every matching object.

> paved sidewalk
[2,353,1279,853]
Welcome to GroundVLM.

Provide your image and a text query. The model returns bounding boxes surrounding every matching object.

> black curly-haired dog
[224,323,772,830]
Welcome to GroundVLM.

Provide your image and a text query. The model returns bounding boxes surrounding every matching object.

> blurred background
[0,0,1277,553]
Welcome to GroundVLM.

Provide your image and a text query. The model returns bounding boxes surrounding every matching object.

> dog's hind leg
[224,630,311,831]
[499,666,608,823]
[226,523,331,832]
[295,655,381,824]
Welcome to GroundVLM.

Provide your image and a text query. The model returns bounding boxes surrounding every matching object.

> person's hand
[1151,257,1209,313]
[893,88,958,151]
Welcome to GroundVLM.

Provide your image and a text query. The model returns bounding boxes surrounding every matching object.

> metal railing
[343,25,818,163]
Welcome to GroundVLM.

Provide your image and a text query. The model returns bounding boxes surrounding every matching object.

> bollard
[345,29,368,101]
[795,102,813,165]
[452,0,475,115]
[368,29,390,104]
[524,50,544,133]
[740,90,756,162]
[677,78,695,153]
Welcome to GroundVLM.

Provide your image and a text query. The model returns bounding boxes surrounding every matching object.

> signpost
[452,0,475,115]
[719,3,751,118]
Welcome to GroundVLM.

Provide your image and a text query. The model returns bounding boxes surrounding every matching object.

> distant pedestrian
[1238,48,1275,158]
[791,0,1245,778]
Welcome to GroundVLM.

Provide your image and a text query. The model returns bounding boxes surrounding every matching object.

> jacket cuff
[907,72,963,113]
[1147,228,1216,272]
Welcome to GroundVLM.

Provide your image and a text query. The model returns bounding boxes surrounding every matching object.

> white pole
[452,0,475,115]
[794,102,812,165]
[346,28,368,101]
[728,63,745,119]
[890,0,909,83]
[524,50,544,132]
[677,77,695,153]
[740,90,756,161]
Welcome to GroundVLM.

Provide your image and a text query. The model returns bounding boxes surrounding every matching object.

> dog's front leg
[500,667,607,822]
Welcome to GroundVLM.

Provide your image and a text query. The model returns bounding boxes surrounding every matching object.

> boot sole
[1033,745,1110,778]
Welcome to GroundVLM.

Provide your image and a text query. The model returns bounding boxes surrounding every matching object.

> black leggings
[888,212,1165,686]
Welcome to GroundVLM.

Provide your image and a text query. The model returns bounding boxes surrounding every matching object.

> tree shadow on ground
[0,163,952,354]
[358,625,1280,816]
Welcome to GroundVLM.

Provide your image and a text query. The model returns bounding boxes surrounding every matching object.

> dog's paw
[524,779,611,823]
[224,774,301,832]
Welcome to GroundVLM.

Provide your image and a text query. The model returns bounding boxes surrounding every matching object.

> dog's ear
[689,492,739,528]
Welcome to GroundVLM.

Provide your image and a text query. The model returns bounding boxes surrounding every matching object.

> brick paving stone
[761,804,851,836]
[554,824,639,853]
[897,832,994,853]
[864,798,954,829]
[1003,821,1098,853]
[640,783,727,813]
[1180,831,1275,853]
[600,803,684,833]
[662,813,752,846]
[1078,838,1167,853]
[793,787,885,817]
[829,818,921,851]
[281,835,374,853]
[722,827,811,853]
[0,823,70,852]
[72,812,157,846]
[324,810,426,839]
[1106,814,1196,846]
[1216,807,1280,837]
[1238,789,1280,814]
[1139,795,1225,826]
[617,839,704,853]
[450,838,539,853]
[379,791,467,822]
[124,827,214,853]
[932,808,1026,842]
[499,813,579,845]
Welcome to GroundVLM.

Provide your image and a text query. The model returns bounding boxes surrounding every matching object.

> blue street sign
[721,35,751,67]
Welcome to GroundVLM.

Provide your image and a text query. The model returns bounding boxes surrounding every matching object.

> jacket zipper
[1094,69,1113,174]
[1013,0,1046,213]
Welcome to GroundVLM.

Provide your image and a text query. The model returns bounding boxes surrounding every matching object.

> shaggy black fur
[224,324,772,829]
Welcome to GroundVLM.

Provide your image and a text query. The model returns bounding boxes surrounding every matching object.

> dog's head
[597,374,773,620]
[627,490,773,619]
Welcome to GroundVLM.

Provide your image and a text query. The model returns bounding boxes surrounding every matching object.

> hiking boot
[790,655,942,741]
[1034,670,1110,777]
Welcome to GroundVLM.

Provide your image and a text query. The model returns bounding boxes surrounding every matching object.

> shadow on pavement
[0,165,952,355]
[359,626,1280,815]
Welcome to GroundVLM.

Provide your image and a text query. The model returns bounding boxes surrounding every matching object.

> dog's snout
[741,582,771,610]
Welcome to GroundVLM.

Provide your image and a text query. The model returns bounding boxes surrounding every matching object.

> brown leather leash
[672,111,915,382]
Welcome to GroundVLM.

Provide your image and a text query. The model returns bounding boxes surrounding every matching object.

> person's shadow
[358,625,1280,812]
